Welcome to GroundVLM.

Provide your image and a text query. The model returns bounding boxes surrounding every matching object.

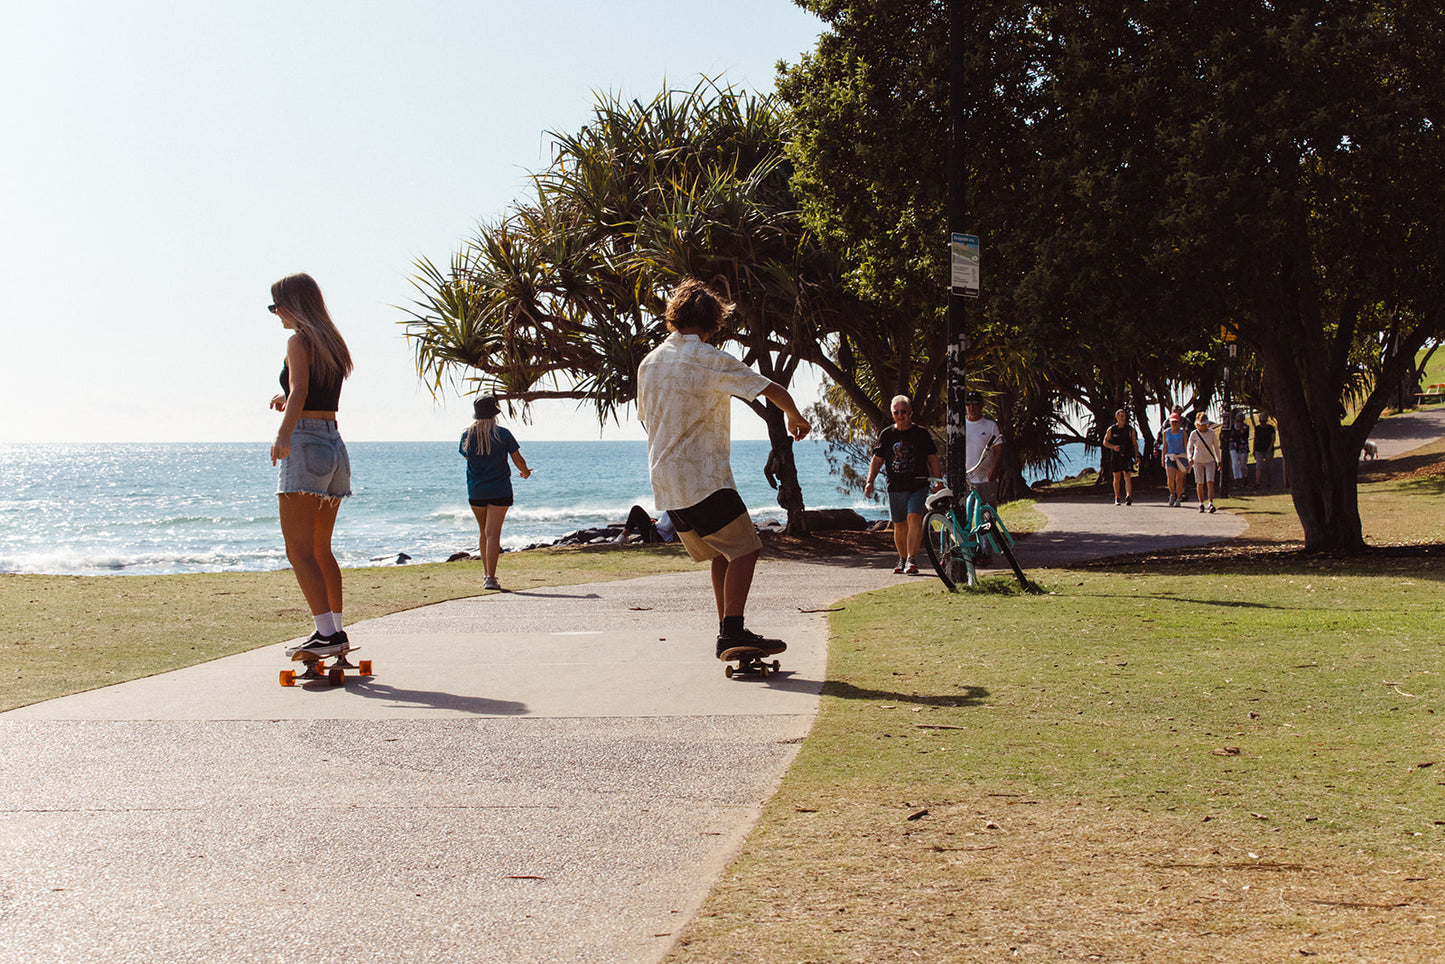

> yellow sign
[1221,325,1237,342]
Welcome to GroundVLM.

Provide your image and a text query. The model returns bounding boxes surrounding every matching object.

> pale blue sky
[0,0,824,442]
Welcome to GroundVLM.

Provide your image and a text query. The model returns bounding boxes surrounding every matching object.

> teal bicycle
[921,480,1027,591]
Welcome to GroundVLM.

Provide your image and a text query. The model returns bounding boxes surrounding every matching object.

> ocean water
[0,439,1092,576]
[0,441,852,576]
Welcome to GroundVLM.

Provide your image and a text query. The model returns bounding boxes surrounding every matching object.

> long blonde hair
[464,417,499,456]
[463,395,504,456]
[271,272,352,385]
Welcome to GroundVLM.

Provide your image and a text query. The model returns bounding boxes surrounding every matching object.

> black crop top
[280,361,343,412]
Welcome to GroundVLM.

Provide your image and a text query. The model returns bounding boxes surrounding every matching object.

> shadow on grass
[822,681,989,708]
[1078,541,1445,582]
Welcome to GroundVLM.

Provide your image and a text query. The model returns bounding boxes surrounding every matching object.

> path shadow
[823,681,989,708]
[504,589,603,600]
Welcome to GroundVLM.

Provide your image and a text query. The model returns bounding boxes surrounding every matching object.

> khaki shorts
[669,489,763,563]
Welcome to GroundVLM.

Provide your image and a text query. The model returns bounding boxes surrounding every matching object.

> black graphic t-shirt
[872,425,937,492]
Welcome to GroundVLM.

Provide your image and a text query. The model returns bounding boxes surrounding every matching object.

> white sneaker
[483,575,501,590]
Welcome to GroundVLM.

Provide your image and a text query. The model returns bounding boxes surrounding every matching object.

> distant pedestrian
[1252,413,1277,488]
[268,272,354,660]
[1102,409,1138,506]
[963,390,1006,505]
[1228,413,1250,483]
[637,279,810,661]
[864,394,942,575]
[1188,412,1220,513]
[461,395,532,590]
[1160,411,1189,507]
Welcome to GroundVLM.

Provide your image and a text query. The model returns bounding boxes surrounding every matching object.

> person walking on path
[268,272,354,659]
[1160,411,1190,507]
[1252,413,1277,488]
[1228,412,1250,485]
[864,395,942,574]
[460,395,532,590]
[1188,412,1221,513]
[1102,409,1138,506]
[637,279,810,660]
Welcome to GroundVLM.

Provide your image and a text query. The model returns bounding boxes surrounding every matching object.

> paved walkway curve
[2,409,1440,964]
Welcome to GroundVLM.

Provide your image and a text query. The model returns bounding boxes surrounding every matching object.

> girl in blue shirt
[460,395,531,590]
[1160,411,1190,507]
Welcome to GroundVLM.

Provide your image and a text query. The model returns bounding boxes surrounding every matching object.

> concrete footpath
[2,410,1436,964]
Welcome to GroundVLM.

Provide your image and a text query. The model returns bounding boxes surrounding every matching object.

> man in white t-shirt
[964,391,1006,505]
[637,279,810,661]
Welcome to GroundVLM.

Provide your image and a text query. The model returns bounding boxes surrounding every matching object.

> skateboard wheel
[759,665,769,679]
[358,660,372,676]
[725,664,735,678]
[280,670,296,687]
[327,666,345,686]
[770,661,781,672]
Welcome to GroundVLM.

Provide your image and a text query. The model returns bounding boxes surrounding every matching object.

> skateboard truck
[719,646,782,679]
[280,647,374,687]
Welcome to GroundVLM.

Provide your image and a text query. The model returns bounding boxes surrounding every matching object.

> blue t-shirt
[460,426,520,500]
[1162,426,1188,457]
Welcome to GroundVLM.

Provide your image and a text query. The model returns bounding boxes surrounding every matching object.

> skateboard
[719,646,782,679]
[279,646,374,687]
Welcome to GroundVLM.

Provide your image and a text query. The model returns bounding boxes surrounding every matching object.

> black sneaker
[716,629,787,659]
[287,630,349,661]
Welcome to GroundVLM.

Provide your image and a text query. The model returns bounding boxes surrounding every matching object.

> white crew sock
[332,612,344,633]
[312,614,331,636]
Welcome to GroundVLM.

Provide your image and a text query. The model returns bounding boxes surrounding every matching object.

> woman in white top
[1187,412,1220,514]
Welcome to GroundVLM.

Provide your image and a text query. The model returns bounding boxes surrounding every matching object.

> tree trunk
[1260,342,1366,552]
[761,402,808,535]
[991,439,1031,503]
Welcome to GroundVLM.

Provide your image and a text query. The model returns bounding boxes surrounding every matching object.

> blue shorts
[887,485,929,522]
[278,418,352,500]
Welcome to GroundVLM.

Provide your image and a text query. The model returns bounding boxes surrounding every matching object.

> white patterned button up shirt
[637,332,773,511]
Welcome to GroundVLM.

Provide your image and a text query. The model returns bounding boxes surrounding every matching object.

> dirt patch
[758,526,896,561]
[672,793,1443,963]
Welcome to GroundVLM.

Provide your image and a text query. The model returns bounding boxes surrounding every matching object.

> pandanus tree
[402,81,839,531]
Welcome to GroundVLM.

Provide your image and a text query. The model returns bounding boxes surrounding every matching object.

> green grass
[666,473,1445,962]
[820,562,1440,849]
[1421,343,1445,388]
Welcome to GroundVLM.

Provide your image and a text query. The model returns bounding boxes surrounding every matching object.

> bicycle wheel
[923,510,971,591]
[983,510,1028,587]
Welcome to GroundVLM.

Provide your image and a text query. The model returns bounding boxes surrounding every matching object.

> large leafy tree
[784,0,1444,546]
[778,0,1199,498]
[1063,1,1445,548]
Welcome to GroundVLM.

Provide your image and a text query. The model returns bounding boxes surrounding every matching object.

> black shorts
[469,496,514,508]
[667,489,762,562]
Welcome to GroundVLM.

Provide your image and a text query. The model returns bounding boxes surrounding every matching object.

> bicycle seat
[925,487,954,511]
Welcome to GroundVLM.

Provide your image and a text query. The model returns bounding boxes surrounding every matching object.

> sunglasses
[268,304,279,314]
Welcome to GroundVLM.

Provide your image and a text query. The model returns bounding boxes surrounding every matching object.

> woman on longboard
[268,272,353,660]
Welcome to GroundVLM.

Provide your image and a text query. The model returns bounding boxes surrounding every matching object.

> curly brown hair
[663,279,731,334]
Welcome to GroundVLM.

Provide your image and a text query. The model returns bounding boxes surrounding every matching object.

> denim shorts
[277,418,352,500]
[887,485,929,522]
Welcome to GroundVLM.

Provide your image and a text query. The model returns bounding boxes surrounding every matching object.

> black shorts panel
[667,489,748,537]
